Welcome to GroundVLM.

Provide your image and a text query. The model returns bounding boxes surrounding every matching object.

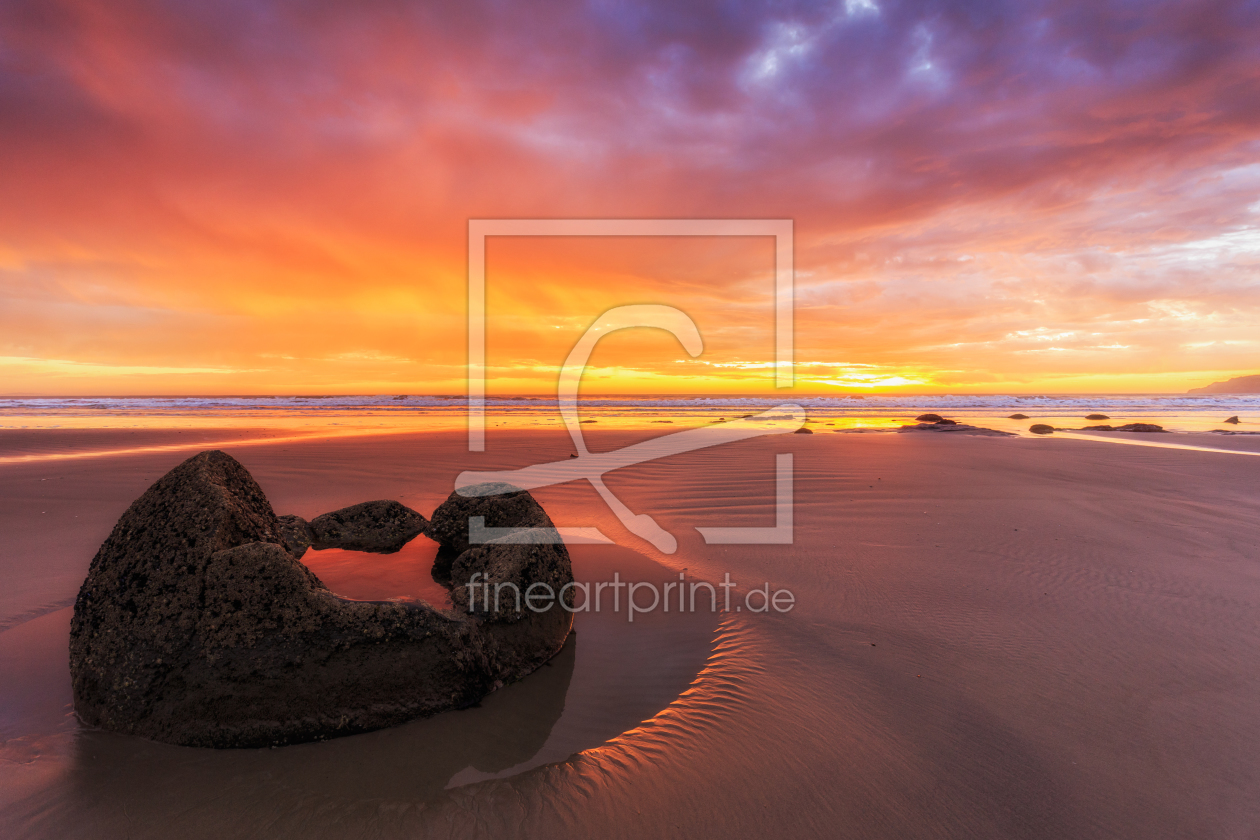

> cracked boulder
[275,514,315,559]
[69,451,573,748]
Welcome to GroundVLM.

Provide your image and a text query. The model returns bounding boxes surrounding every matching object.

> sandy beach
[1,427,1258,838]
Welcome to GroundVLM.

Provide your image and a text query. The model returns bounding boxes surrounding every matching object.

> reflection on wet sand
[60,632,577,809]
[0,545,718,838]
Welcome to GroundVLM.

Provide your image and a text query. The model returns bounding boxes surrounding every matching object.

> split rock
[276,514,315,559]
[69,451,573,748]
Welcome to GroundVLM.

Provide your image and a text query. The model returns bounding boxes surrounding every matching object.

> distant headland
[1188,374,1260,394]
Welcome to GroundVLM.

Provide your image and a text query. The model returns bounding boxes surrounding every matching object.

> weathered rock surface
[451,529,575,623]
[428,482,556,557]
[309,500,428,553]
[70,452,573,749]
[276,514,315,559]
[1029,424,1055,435]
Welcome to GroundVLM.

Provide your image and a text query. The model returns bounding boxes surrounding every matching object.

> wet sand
[2,428,1259,838]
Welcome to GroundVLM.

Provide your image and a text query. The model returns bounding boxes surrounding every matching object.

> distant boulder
[899,423,1015,437]
[915,413,945,422]
[309,500,428,554]
[1082,424,1115,431]
[1085,414,1110,420]
[1114,423,1167,433]
[1225,416,1241,424]
[1029,424,1055,435]
[1008,413,1029,420]
[793,427,814,434]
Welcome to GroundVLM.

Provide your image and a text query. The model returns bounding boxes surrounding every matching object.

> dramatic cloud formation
[1,0,1258,394]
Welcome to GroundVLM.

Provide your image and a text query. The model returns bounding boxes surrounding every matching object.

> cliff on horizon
[1188,374,1260,394]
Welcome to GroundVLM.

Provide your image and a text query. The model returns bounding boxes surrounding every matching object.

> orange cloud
[1,0,1259,395]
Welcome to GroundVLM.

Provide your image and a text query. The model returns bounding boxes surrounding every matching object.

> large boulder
[308,500,428,553]
[428,482,556,556]
[69,451,573,749]
[451,530,574,623]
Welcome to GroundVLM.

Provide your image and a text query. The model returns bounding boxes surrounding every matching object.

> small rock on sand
[1029,424,1055,435]
[1225,416,1240,424]
[916,413,945,422]
[1008,414,1029,419]
[1085,414,1110,420]
[793,427,813,434]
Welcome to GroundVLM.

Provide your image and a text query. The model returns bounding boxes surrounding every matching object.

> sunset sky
[1,0,1258,396]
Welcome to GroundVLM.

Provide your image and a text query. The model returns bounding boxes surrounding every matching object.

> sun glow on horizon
[2,2,1258,398]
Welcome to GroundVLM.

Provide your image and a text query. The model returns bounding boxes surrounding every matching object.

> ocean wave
[1,394,1258,413]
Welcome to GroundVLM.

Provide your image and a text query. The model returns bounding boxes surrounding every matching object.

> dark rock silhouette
[1114,423,1167,433]
[793,427,814,434]
[1029,424,1055,435]
[915,413,945,422]
[1085,414,1110,420]
[1225,416,1241,424]
[1008,414,1029,420]
[899,423,1014,437]
[1082,424,1115,431]
[69,452,572,749]
[309,500,427,554]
